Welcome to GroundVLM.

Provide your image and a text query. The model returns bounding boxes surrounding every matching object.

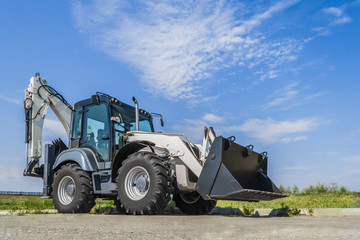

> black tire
[116,152,173,215]
[113,198,126,214]
[173,191,217,215]
[52,163,96,213]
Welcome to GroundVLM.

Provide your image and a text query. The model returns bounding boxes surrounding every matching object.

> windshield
[111,103,154,132]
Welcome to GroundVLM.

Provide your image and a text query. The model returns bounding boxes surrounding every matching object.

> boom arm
[24,73,72,176]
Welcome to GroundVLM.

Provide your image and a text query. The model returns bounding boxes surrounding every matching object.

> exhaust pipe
[132,97,139,131]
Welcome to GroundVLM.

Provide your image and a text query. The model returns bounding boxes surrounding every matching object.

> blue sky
[0,0,359,192]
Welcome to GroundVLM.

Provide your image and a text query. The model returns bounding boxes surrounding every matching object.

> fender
[111,141,155,182]
[53,148,98,172]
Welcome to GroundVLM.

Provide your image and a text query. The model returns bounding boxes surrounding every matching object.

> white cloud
[345,169,360,175]
[310,5,352,38]
[311,27,331,36]
[262,82,299,109]
[0,94,21,105]
[281,136,307,143]
[323,7,352,25]
[313,151,339,156]
[259,70,279,81]
[334,16,352,24]
[352,0,360,6]
[172,119,206,144]
[323,7,343,17]
[342,155,360,163]
[0,164,42,192]
[261,82,325,110]
[0,164,23,182]
[43,118,68,140]
[171,113,225,143]
[230,0,300,36]
[227,117,319,145]
[73,0,302,101]
[202,113,223,124]
[282,165,313,171]
[172,114,319,145]
[187,95,220,106]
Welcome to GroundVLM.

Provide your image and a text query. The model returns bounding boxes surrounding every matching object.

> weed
[309,208,314,215]
[289,208,301,216]
[276,202,290,216]
[17,211,26,216]
[90,199,117,214]
[32,209,47,214]
[163,200,180,214]
[241,206,253,216]
[93,207,115,214]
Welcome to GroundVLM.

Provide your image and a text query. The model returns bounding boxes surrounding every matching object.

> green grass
[0,195,54,211]
[1,185,359,212]
[216,192,360,209]
[90,198,117,214]
[0,196,178,214]
[216,183,360,210]
[1,192,359,212]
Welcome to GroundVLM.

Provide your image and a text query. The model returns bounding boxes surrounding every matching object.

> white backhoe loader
[23,73,285,214]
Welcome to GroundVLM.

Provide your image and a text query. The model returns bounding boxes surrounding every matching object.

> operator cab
[69,93,154,165]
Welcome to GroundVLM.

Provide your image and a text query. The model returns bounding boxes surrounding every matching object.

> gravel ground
[0,214,359,240]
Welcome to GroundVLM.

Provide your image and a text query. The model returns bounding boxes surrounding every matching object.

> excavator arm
[24,73,72,177]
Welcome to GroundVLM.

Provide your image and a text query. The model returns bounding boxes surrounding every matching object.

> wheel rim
[124,166,150,201]
[179,192,200,204]
[58,176,76,205]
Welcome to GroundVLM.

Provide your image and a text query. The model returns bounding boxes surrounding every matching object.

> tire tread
[52,163,96,213]
[115,152,173,215]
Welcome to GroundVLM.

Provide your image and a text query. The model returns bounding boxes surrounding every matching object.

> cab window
[82,104,110,162]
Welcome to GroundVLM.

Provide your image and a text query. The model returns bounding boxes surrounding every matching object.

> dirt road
[1,215,359,240]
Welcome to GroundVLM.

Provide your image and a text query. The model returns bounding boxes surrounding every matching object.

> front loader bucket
[196,137,286,202]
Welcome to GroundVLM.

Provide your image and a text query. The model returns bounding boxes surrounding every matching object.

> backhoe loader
[23,73,286,214]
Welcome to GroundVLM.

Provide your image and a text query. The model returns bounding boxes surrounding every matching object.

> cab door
[80,103,111,166]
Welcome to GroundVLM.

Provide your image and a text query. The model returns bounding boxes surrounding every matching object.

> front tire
[173,191,217,215]
[116,152,173,215]
[52,163,96,213]
[113,198,126,214]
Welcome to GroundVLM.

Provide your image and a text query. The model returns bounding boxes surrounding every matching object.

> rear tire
[173,191,216,215]
[52,163,96,213]
[116,152,173,215]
